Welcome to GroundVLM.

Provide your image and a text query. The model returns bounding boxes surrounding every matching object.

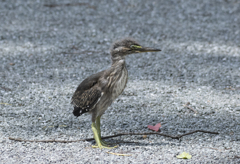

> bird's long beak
[137,47,161,53]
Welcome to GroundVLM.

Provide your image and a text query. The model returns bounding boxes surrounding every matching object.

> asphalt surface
[0,0,240,163]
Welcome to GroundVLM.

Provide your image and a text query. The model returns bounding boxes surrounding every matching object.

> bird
[71,38,161,149]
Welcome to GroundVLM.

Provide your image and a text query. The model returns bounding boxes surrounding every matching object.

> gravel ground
[1,0,240,163]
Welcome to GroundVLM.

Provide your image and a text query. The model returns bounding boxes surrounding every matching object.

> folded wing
[71,71,104,117]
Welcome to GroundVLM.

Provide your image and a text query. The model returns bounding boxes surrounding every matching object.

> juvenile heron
[71,38,161,149]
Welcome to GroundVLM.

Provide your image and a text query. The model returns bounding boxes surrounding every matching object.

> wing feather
[71,71,104,117]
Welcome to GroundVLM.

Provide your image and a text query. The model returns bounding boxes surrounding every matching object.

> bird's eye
[130,45,142,49]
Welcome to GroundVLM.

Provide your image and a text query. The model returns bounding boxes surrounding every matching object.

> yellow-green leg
[96,116,115,146]
[91,116,118,149]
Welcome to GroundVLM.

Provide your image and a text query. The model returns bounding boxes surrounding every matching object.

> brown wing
[72,86,102,115]
[71,71,104,117]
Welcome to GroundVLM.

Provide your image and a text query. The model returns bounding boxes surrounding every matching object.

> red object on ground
[147,123,161,132]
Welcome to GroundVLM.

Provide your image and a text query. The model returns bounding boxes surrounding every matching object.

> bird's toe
[92,142,118,149]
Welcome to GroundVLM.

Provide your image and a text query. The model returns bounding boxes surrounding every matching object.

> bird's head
[110,38,161,61]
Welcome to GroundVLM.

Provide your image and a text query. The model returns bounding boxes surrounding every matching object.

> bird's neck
[111,56,126,67]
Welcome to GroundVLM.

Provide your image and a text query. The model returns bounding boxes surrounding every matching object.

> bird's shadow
[88,137,180,147]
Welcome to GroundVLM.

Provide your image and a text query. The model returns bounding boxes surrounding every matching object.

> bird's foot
[91,122,118,149]
[92,144,118,149]
[92,141,118,149]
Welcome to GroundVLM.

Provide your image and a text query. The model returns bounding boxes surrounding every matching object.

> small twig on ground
[225,147,232,150]
[101,130,218,140]
[114,141,137,144]
[184,102,198,114]
[0,102,12,105]
[203,147,223,152]
[8,137,86,143]
[107,151,132,156]
[9,130,218,143]
[44,3,96,9]
[1,86,12,91]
